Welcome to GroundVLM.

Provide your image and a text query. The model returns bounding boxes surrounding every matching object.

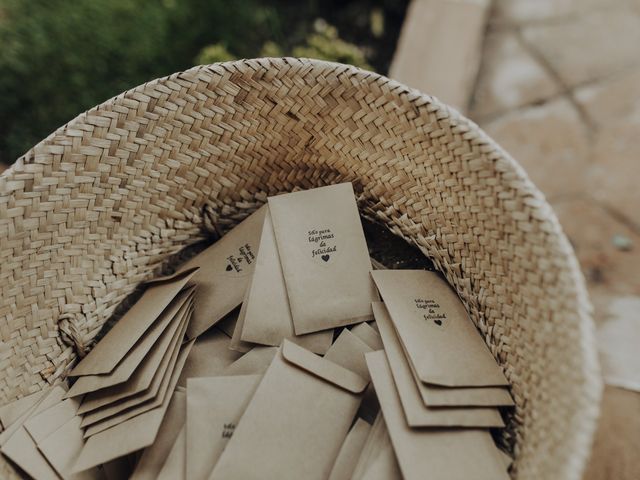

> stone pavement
[472,0,640,328]
[470,1,640,478]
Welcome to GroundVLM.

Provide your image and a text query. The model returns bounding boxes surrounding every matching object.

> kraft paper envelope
[24,397,81,444]
[0,386,67,480]
[210,340,368,480]
[70,268,197,377]
[79,300,190,419]
[181,205,267,339]
[368,314,504,427]
[371,270,509,387]
[0,387,56,446]
[81,329,191,436]
[268,183,378,334]
[222,346,278,376]
[351,413,387,480]
[373,302,513,408]
[67,287,194,398]
[186,375,261,480]
[177,327,241,386]
[365,351,510,480]
[0,389,48,429]
[229,279,257,353]
[130,390,186,480]
[240,210,333,353]
[156,426,186,480]
[353,416,401,480]
[37,416,104,480]
[325,329,379,423]
[325,329,373,380]
[73,342,193,473]
[350,322,383,351]
[328,418,371,480]
[360,433,402,480]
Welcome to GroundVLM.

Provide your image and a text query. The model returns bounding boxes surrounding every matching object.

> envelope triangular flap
[281,340,368,394]
[70,267,199,377]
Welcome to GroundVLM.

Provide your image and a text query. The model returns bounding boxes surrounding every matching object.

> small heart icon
[225,264,233,272]
[321,254,330,262]
[434,319,442,326]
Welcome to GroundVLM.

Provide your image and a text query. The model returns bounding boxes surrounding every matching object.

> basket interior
[0,58,601,480]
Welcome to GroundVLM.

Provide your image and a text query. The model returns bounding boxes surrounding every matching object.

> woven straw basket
[0,58,601,479]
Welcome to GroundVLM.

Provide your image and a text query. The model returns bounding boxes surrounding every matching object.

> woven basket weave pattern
[0,58,600,479]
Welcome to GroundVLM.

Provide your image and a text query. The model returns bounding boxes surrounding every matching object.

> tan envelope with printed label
[240,209,333,353]
[372,302,505,427]
[181,205,267,339]
[365,351,509,480]
[373,301,512,407]
[371,270,509,387]
[268,183,378,334]
[210,340,367,480]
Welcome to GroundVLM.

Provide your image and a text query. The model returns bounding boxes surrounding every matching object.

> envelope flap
[281,340,368,394]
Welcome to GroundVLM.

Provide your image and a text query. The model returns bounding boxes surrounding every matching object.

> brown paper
[156,426,185,480]
[130,390,186,480]
[359,431,402,480]
[72,342,193,473]
[229,278,256,353]
[70,269,197,376]
[351,413,387,480]
[328,418,371,480]
[365,351,509,480]
[186,375,261,480]
[222,346,278,376]
[325,329,373,380]
[0,388,52,446]
[210,340,366,479]
[350,322,384,351]
[0,385,67,480]
[177,327,241,386]
[240,209,333,353]
[353,415,401,480]
[24,397,80,443]
[182,205,267,339]
[268,183,378,334]
[325,329,379,423]
[82,334,192,437]
[37,416,104,480]
[373,302,513,408]
[367,319,503,427]
[0,389,48,430]
[371,270,509,387]
[79,301,190,422]
[67,287,194,398]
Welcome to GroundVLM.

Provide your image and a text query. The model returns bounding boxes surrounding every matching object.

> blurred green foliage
[0,0,407,163]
